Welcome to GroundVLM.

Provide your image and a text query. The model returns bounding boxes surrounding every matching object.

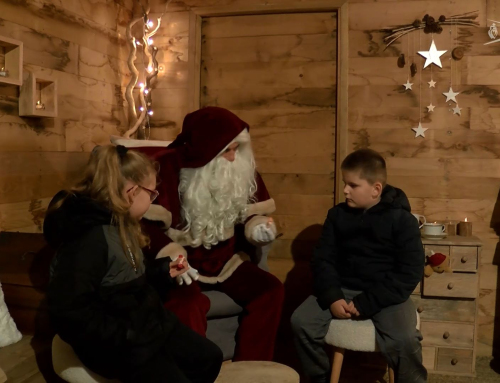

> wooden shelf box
[0,35,23,86]
[19,72,58,117]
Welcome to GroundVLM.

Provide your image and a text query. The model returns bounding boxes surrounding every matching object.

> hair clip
[116,145,128,159]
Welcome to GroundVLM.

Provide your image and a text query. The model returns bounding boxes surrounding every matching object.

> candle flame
[465,217,468,222]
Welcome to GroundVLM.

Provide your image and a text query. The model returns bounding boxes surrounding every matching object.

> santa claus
[142,106,284,362]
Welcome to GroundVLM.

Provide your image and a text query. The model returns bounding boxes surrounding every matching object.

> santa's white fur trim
[247,198,276,217]
[217,129,251,157]
[197,253,250,284]
[156,242,187,259]
[167,226,235,248]
[143,205,172,228]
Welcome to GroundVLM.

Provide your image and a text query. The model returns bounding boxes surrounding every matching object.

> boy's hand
[346,301,360,317]
[330,299,352,319]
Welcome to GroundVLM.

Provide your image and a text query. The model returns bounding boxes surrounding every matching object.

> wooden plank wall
[347,0,498,358]
[199,11,337,268]
[148,0,500,356]
[0,0,133,233]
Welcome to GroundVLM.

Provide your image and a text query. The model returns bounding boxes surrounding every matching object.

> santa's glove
[176,267,200,286]
[251,217,277,244]
[170,254,200,286]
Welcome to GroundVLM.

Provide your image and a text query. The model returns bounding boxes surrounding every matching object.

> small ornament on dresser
[0,67,8,77]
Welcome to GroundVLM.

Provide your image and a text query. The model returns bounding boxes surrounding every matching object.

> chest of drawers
[411,235,481,377]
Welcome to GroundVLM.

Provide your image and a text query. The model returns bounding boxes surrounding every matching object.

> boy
[291,149,426,383]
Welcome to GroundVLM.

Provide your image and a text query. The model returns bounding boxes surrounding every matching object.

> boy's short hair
[341,149,387,186]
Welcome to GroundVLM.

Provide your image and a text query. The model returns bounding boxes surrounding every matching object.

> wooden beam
[192,0,349,17]
[335,3,349,205]
[187,12,202,113]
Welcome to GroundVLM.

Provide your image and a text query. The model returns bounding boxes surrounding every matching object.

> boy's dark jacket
[312,185,424,317]
[44,191,177,377]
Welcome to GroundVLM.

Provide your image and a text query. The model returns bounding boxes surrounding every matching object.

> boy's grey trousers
[291,289,427,383]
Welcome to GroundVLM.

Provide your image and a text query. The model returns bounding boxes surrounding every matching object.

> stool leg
[330,347,345,383]
[388,367,395,383]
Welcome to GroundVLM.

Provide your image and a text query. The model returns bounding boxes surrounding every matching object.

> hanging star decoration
[412,122,428,138]
[418,40,447,68]
[403,79,413,90]
[427,103,435,112]
[452,105,462,116]
[428,79,436,88]
[443,87,460,103]
[381,12,479,50]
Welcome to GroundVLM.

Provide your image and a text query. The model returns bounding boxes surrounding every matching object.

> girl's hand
[169,256,188,278]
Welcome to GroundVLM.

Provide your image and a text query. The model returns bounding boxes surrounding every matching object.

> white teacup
[422,222,446,236]
[412,214,426,229]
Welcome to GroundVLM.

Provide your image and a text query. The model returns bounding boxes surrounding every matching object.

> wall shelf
[19,72,57,118]
[0,35,23,86]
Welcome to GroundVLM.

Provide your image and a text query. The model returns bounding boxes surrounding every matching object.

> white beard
[178,131,257,249]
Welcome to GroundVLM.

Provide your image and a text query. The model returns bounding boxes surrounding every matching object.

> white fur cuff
[143,204,172,228]
[156,242,187,260]
[197,253,249,284]
[247,198,276,217]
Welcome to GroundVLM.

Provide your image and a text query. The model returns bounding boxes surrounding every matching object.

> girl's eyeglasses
[127,185,159,202]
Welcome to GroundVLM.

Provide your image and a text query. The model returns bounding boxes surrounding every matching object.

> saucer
[422,233,447,240]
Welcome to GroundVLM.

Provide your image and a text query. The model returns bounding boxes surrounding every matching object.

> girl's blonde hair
[52,145,156,262]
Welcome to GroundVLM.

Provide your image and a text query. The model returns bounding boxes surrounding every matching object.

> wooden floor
[1,335,498,383]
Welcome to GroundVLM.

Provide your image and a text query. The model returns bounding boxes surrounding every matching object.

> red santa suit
[141,107,284,362]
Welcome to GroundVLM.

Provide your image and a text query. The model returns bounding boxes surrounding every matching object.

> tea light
[446,220,458,236]
[0,67,8,77]
[35,100,45,110]
[457,217,472,237]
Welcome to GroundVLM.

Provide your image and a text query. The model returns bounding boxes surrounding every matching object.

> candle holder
[446,220,459,236]
[0,35,22,86]
[457,219,472,237]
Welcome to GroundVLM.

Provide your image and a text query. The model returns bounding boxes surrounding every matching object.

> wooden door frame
[187,0,349,205]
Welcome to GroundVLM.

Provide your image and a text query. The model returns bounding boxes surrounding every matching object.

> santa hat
[169,106,249,168]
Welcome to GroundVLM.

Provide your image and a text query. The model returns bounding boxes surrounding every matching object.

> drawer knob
[447,283,454,290]
[443,331,450,339]
[417,306,423,313]
[451,359,458,366]
[461,256,468,263]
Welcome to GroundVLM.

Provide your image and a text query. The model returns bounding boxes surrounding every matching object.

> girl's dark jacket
[44,191,177,377]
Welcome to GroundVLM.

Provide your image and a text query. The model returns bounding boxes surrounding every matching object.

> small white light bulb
[148,110,154,116]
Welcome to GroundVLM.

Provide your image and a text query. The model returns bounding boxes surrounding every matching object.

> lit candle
[35,100,45,110]
[457,217,472,237]
[0,67,8,77]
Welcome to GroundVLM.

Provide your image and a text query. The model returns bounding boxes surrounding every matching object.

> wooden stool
[324,313,420,383]
[215,361,299,383]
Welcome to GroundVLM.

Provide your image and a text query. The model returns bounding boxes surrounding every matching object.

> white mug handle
[414,214,426,229]
[442,224,446,233]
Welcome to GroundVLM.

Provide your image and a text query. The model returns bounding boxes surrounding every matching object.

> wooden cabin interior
[0,0,499,382]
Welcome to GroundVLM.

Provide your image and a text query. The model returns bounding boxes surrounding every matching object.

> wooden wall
[3,0,498,357]
[0,0,133,233]
[146,0,500,356]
